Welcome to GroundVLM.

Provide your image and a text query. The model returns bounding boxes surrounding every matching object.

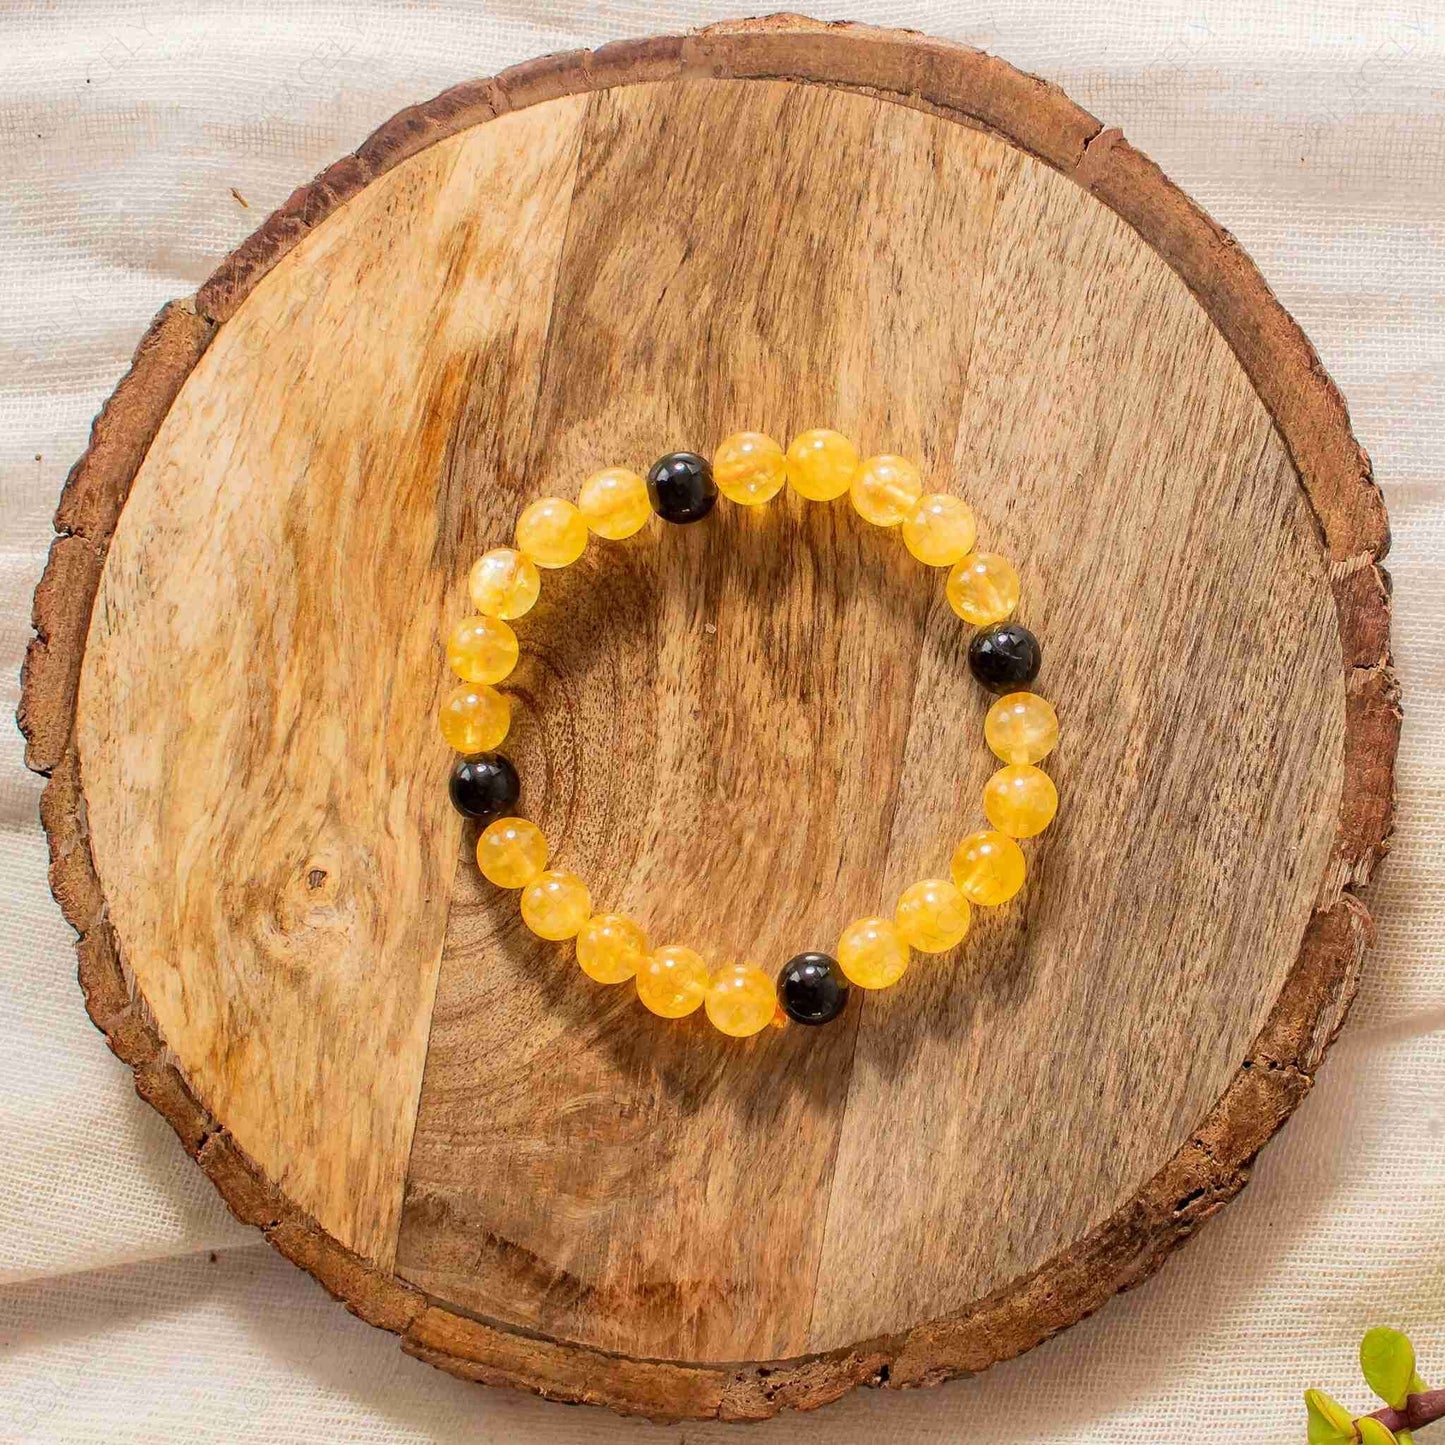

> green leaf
[1408,1372,1428,1394]
[1396,1431,1414,1445]
[1358,1419,1399,1445]
[1306,1389,1358,1444]
[1361,1328,1417,1408]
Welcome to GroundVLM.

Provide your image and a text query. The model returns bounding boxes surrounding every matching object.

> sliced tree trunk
[20,14,1397,1423]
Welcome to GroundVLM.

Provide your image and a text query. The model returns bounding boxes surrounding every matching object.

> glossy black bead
[777,952,849,1026]
[646,451,717,524]
[968,621,1042,694]
[449,752,520,821]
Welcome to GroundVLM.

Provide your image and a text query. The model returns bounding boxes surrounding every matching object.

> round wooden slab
[22,15,1397,1422]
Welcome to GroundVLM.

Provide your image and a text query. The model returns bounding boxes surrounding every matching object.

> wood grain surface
[74,100,589,1266]
[390,76,1344,1360]
[23,15,1397,1420]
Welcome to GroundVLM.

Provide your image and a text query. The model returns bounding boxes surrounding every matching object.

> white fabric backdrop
[1,2,1441,1440]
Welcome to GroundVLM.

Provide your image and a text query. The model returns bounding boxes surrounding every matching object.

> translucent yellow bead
[837,916,910,989]
[446,614,518,685]
[984,691,1059,764]
[786,428,859,501]
[577,467,650,540]
[945,552,1020,625]
[950,829,1027,906]
[894,878,972,953]
[983,764,1058,838]
[576,912,648,984]
[520,870,592,941]
[902,494,978,567]
[469,547,540,620]
[438,683,509,753]
[636,945,709,1018]
[705,962,777,1037]
[516,497,587,569]
[851,454,923,527]
[714,431,786,506]
[476,817,548,888]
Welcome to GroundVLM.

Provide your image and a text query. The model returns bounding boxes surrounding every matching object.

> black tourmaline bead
[646,451,717,524]
[449,752,520,821]
[777,952,849,1026]
[968,621,1042,694]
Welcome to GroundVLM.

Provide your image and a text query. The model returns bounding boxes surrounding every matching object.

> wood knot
[273,858,344,935]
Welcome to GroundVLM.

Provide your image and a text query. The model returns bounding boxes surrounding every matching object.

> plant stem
[1369,1389,1445,1434]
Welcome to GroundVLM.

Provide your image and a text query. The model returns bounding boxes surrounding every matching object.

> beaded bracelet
[439,431,1059,1038]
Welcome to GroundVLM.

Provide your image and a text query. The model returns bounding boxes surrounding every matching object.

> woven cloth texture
[1,1,1441,1440]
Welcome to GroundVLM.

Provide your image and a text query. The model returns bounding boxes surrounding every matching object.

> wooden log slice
[21,14,1398,1422]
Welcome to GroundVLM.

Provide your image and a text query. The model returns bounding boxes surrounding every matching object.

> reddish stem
[1368,1389,1445,1435]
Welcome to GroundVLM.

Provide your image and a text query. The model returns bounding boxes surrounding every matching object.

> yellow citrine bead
[951,829,1027,906]
[903,494,978,567]
[984,691,1059,764]
[837,916,910,989]
[984,763,1058,838]
[576,912,648,984]
[446,614,518,685]
[469,547,540,620]
[439,682,509,753]
[476,817,548,889]
[577,467,650,540]
[520,870,592,941]
[636,945,709,1019]
[705,962,777,1037]
[714,431,786,506]
[894,878,972,953]
[945,552,1020,625]
[786,428,859,501]
[516,496,587,569]
[851,453,923,527]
